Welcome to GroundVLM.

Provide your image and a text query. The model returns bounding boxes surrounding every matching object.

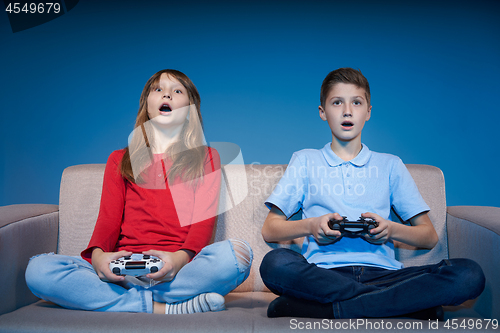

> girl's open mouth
[159,104,172,115]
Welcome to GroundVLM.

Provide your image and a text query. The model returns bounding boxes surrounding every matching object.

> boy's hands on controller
[310,213,343,244]
[361,212,393,245]
[143,249,193,282]
[91,248,133,282]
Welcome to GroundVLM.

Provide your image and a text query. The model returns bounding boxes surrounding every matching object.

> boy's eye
[333,100,342,106]
[353,100,362,105]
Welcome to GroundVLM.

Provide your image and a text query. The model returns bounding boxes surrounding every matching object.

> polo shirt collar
[321,142,371,167]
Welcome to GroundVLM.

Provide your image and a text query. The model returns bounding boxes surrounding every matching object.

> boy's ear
[319,105,327,121]
[366,105,372,121]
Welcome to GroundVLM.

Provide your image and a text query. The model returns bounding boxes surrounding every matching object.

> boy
[259,68,485,319]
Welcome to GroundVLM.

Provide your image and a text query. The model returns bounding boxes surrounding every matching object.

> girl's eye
[174,89,182,94]
[154,88,162,92]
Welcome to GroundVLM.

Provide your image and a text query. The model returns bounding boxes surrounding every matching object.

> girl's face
[147,73,191,128]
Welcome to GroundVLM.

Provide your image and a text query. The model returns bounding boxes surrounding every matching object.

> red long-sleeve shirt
[81,147,220,264]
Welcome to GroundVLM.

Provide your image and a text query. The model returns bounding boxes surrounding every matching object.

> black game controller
[328,216,379,239]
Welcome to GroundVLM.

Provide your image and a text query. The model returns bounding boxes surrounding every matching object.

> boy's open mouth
[159,104,172,113]
[342,121,354,129]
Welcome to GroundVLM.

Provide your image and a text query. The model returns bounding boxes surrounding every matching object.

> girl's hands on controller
[361,212,393,245]
[309,212,343,245]
[143,249,193,282]
[91,248,133,282]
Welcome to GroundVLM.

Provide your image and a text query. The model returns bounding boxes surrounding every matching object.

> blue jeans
[260,248,485,319]
[26,240,252,313]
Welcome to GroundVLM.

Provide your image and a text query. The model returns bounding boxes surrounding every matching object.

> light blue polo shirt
[265,143,430,270]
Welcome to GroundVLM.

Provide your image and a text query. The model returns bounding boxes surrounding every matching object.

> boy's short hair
[320,68,371,107]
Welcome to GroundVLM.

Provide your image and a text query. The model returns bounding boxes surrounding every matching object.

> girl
[26,69,253,314]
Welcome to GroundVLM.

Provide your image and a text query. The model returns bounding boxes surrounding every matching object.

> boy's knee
[447,258,486,301]
[260,248,298,280]
[457,259,485,296]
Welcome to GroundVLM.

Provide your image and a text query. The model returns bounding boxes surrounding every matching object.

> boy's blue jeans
[260,248,485,319]
[25,240,252,313]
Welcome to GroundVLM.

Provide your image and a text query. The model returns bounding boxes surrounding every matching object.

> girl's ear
[319,105,327,121]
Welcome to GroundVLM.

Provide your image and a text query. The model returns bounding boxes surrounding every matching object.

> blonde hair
[120,69,207,186]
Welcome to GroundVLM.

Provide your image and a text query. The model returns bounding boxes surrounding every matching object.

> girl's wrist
[91,247,104,259]
[175,249,194,266]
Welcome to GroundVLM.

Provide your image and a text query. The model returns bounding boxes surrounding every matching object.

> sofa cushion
[58,164,105,256]
[0,204,58,229]
[0,293,273,333]
[393,165,448,267]
[0,206,58,316]
[0,292,481,333]
[58,163,449,294]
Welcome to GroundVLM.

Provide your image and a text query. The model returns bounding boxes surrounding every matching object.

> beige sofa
[0,163,498,332]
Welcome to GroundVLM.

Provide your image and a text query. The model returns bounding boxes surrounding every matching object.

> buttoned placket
[154,157,167,188]
[342,162,353,195]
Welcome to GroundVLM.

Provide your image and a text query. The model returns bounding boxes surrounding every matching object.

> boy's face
[319,83,371,144]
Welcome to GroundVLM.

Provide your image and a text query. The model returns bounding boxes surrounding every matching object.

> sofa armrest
[0,204,59,315]
[446,206,500,319]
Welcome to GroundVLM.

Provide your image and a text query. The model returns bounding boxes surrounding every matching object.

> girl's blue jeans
[260,248,485,319]
[25,239,252,313]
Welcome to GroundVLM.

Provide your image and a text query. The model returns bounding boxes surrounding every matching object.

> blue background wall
[1,0,499,208]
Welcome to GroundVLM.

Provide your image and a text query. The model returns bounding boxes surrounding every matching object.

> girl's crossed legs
[25,239,252,313]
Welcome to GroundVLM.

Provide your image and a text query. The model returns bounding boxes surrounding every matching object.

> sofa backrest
[58,163,448,293]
